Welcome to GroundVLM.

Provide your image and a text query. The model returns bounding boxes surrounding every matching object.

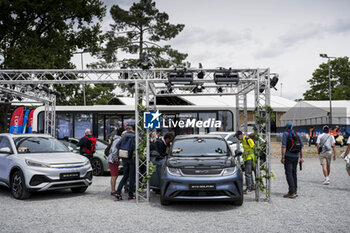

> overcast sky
[71,0,350,100]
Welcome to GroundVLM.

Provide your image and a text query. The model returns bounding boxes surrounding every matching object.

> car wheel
[11,170,30,200]
[160,194,170,205]
[92,158,104,176]
[230,195,244,206]
[71,187,88,193]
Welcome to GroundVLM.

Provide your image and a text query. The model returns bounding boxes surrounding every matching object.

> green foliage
[303,57,350,100]
[0,0,113,106]
[253,105,276,195]
[100,0,188,68]
[135,104,156,192]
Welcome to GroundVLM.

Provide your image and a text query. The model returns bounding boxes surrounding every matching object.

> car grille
[49,182,86,189]
[180,168,223,176]
[173,190,233,197]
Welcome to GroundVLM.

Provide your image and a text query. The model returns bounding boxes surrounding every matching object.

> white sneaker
[323,179,330,185]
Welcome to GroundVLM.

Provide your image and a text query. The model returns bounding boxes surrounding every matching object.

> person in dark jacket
[115,126,136,200]
[77,129,96,163]
[155,133,174,158]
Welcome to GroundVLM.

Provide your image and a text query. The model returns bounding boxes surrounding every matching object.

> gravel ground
[0,157,349,233]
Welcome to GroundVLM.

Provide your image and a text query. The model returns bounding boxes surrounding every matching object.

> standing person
[115,126,136,201]
[235,131,255,194]
[106,131,125,196]
[155,133,174,158]
[77,129,97,164]
[342,137,350,176]
[316,125,336,185]
[309,126,315,147]
[281,122,304,198]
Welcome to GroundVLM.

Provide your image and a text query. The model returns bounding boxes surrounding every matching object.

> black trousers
[284,156,298,194]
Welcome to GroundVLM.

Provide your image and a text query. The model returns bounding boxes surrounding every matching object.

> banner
[22,109,30,133]
[27,109,35,133]
[9,106,24,134]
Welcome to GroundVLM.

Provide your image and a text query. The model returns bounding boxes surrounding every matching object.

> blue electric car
[150,135,243,206]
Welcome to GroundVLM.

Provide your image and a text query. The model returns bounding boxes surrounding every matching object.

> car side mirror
[227,140,234,145]
[0,147,12,154]
[68,146,74,152]
[234,150,242,157]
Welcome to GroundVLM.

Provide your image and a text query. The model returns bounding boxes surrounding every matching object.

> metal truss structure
[0,68,273,202]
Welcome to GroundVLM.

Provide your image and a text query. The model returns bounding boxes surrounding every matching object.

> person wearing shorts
[316,125,336,185]
[107,133,124,196]
[343,137,350,176]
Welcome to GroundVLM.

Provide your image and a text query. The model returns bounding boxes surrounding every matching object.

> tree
[303,57,350,100]
[0,0,109,132]
[101,0,188,68]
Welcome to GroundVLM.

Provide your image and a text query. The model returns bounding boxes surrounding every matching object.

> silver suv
[0,134,93,199]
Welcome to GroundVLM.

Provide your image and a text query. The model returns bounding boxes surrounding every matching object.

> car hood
[166,156,234,169]
[23,152,87,165]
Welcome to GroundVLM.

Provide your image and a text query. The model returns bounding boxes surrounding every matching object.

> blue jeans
[284,156,298,194]
[117,158,135,196]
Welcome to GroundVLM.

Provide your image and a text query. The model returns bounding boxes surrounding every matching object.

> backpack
[286,131,302,153]
[83,136,96,154]
[104,141,113,156]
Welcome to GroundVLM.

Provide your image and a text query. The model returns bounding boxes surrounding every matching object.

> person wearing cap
[281,122,304,198]
[316,125,336,184]
[235,130,255,194]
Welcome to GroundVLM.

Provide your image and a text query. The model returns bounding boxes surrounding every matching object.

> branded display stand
[0,68,272,202]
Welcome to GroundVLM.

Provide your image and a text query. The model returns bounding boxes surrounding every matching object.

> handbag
[119,149,129,159]
[318,134,331,154]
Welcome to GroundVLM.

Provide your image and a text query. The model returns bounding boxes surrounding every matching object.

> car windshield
[14,137,69,153]
[96,140,107,150]
[171,138,228,157]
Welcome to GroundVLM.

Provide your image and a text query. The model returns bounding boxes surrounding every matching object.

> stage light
[214,68,239,85]
[192,83,204,93]
[168,68,193,85]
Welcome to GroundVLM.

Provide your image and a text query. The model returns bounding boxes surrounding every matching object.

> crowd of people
[76,122,350,201]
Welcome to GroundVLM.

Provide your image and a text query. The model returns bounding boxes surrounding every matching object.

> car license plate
[189,184,216,190]
[60,172,80,180]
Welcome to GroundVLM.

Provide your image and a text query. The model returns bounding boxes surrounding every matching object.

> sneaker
[110,191,117,196]
[323,179,330,185]
[243,189,254,194]
[294,192,298,197]
[283,193,297,198]
[115,194,122,201]
[128,195,134,200]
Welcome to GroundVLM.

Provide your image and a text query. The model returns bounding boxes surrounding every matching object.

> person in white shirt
[343,137,350,176]
[316,125,336,185]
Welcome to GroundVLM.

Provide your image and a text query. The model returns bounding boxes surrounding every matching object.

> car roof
[2,133,53,138]
[175,134,224,140]
[208,132,235,135]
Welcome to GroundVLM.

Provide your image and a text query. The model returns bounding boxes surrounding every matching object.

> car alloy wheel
[92,158,103,176]
[11,171,30,199]
[12,174,23,198]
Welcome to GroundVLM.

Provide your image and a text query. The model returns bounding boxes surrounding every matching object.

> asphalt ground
[0,157,349,233]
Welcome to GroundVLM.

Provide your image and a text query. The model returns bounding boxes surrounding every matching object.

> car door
[0,136,14,181]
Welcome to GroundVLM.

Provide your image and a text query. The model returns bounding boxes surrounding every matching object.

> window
[56,113,73,139]
[198,112,217,134]
[14,137,69,153]
[218,111,233,132]
[74,113,93,138]
[0,136,12,153]
[171,138,228,157]
[227,134,238,143]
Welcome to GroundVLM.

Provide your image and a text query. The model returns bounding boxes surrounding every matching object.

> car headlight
[222,167,237,176]
[83,159,90,166]
[25,159,50,168]
[167,167,182,176]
